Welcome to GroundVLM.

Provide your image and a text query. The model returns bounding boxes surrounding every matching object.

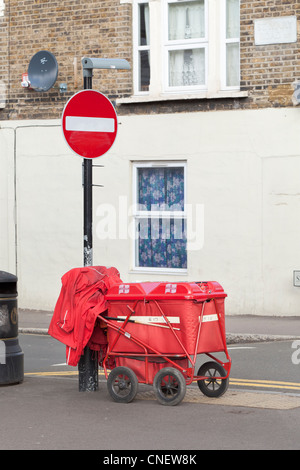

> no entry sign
[62,90,118,159]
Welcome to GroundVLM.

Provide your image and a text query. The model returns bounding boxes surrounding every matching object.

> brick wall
[0,0,132,120]
[240,0,300,109]
[0,1,9,109]
[0,0,299,120]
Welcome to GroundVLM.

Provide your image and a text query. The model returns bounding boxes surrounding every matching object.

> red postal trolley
[100,281,231,406]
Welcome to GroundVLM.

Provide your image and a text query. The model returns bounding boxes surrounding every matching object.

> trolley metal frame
[99,296,231,403]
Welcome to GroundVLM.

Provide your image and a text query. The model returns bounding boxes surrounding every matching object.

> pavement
[18,308,300,343]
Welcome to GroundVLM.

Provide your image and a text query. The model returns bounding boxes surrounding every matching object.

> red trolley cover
[105,282,227,355]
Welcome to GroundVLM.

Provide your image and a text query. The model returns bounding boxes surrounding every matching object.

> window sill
[117,90,249,105]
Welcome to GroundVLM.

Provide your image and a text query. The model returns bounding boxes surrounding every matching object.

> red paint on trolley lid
[105,281,227,301]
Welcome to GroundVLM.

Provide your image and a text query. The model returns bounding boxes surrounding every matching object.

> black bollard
[78,346,98,392]
[0,271,24,385]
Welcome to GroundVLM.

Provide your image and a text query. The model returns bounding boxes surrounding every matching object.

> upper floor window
[0,0,4,17]
[132,0,240,99]
[224,0,240,88]
[136,1,150,92]
[165,0,207,91]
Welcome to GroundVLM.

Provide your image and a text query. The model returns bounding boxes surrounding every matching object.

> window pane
[168,1,205,41]
[137,218,187,269]
[138,167,184,211]
[226,42,239,86]
[226,0,239,39]
[139,3,149,45]
[169,48,205,87]
[139,50,150,91]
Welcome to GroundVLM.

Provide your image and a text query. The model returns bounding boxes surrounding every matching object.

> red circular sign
[62,90,118,159]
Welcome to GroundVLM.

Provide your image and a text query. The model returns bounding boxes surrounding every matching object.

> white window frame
[120,0,246,104]
[133,0,150,96]
[0,0,4,17]
[131,161,187,274]
[163,0,208,93]
[220,0,240,91]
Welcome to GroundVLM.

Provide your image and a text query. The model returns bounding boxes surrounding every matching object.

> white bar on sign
[66,116,115,133]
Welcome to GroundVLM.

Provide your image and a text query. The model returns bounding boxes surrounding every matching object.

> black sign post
[77,71,97,392]
[78,57,130,392]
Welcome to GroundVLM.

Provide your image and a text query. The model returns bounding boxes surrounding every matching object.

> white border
[61,89,118,160]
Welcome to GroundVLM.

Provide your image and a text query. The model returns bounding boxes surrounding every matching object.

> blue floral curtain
[138,167,184,211]
[137,167,187,269]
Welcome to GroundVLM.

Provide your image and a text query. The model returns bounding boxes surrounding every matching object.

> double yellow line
[24,371,300,392]
[230,377,300,392]
[24,370,106,377]
[25,371,78,377]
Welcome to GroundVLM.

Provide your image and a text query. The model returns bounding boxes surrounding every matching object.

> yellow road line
[230,378,300,391]
[24,371,78,376]
[24,370,107,377]
[230,382,300,391]
[231,378,300,386]
[24,371,300,392]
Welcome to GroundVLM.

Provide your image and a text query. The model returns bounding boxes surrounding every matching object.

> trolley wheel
[107,366,138,403]
[197,361,229,398]
[153,367,186,406]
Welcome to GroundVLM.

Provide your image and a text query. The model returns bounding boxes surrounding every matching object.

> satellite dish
[28,51,58,92]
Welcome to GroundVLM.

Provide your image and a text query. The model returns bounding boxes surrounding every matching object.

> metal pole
[83,158,93,267]
[82,71,93,269]
[78,72,98,392]
[77,58,130,391]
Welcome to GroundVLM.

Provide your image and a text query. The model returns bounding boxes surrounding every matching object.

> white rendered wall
[0,127,15,274]
[0,107,299,315]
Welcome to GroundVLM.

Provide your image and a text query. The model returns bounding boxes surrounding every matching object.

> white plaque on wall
[254,16,297,46]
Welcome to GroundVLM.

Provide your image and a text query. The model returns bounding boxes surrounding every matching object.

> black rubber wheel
[153,367,186,406]
[107,366,138,403]
[197,361,229,398]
